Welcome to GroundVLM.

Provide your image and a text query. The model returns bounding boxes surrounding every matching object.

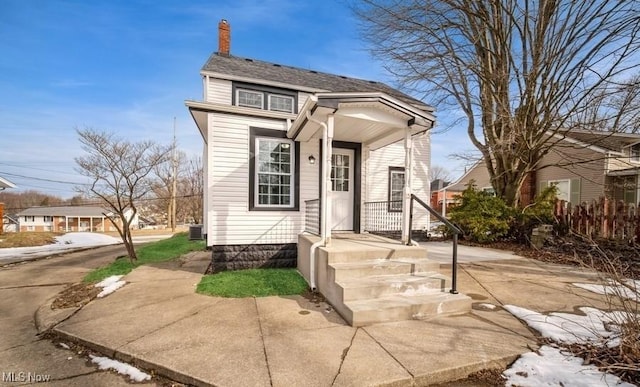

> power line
[0,162,81,176]
[1,193,201,212]
[0,171,86,185]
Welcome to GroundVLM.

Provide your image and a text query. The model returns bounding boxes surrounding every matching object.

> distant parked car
[427,221,444,238]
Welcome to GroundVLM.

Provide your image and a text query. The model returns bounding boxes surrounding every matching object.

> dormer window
[237,90,263,109]
[232,82,297,114]
[268,94,294,113]
[631,144,640,162]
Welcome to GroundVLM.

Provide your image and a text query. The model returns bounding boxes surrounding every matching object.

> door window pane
[331,154,350,192]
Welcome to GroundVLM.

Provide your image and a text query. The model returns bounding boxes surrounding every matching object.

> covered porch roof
[287,93,435,149]
[607,167,640,177]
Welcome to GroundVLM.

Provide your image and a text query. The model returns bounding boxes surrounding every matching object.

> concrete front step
[337,272,450,301]
[345,292,473,327]
[324,244,428,264]
[330,258,441,281]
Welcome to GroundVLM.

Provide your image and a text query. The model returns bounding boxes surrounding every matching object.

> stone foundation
[211,243,297,272]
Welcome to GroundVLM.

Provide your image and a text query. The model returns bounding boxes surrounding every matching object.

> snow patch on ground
[503,305,626,346]
[0,232,122,262]
[89,355,151,382]
[95,275,126,298]
[504,345,635,387]
[478,303,497,309]
[503,305,637,386]
[55,232,121,246]
[574,280,639,302]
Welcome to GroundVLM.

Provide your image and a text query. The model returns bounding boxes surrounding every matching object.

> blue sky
[0,0,471,198]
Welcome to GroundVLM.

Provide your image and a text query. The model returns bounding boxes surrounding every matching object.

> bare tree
[152,149,185,230]
[430,164,453,183]
[179,155,203,224]
[354,1,640,206]
[75,129,169,262]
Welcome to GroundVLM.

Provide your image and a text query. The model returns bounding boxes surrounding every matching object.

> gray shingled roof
[562,130,640,152]
[17,206,110,217]
[202,53,431,109]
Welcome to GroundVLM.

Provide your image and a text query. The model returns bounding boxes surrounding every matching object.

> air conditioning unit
[189,224,204,240]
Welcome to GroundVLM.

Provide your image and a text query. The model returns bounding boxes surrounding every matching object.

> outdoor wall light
[308,155,316,164]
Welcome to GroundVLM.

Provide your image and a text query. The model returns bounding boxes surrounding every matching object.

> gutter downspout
[306,111,328,291]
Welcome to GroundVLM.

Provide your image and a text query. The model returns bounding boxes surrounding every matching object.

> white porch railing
[363,200,403,238]
[304,199,320,235]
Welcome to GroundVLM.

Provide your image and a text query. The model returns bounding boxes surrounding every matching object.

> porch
[297,233,470,326]
[291,92,470,326]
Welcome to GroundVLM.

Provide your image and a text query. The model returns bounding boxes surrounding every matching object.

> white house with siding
[186,20,471,326]
[187,20,434,267]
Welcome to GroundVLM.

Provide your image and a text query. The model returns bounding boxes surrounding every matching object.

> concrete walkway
[41,246,611,386]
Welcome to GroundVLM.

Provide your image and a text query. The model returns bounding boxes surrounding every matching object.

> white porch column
[401,126,413,244]
[65,216,68,232]
[442,188,447,217]
[324,114,335,245]
[90,217,93,232]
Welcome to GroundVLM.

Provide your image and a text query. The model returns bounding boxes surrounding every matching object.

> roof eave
[200,70,329,94]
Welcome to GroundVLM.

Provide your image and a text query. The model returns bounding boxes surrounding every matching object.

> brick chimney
[218,19,230,56]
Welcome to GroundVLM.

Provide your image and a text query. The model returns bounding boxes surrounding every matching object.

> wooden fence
[554,197,640,240]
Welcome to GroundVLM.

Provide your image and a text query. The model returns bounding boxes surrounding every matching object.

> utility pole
[170,117,178,232]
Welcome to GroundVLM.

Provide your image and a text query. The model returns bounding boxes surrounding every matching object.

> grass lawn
[197,268,308,298]
[84,232,205,283]
[0,232,61,248]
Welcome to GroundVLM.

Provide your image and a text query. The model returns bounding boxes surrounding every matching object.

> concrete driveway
[421,241,523,263]
[0,245,137,386]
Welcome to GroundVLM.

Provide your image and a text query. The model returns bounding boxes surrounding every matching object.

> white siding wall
[365,132,431,229]
[20,216,54,229]
[207,113,318,246]
[298,92,311,112]
[206,78,232,105]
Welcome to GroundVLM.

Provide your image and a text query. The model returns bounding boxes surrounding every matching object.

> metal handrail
[408,194,461,294]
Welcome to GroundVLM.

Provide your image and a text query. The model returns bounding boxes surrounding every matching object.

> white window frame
[254,137,295,208]
[482,186,496,196]
[236,89,264,109]
[389,168,405,212]
[630,144,640,163]
[24,216,35,222]
[549,179,570,202]
[43,216,53,222]
[268,94,294,113]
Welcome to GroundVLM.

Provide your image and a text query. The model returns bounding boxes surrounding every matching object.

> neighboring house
[2,215,18,233]
[441,130,640,208]
[17,206,139,232]
[186,20,435,269]
[429,179,456,212]
[0,175,16,234]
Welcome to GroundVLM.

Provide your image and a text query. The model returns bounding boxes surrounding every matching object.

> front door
[331,148,354,230]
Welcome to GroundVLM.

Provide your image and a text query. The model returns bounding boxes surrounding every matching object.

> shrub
[511,185,558,242]
[448,183,513,243]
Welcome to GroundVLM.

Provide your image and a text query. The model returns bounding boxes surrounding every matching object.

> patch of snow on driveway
[89,355,150,382]
[0,232,122,263]
[503,305,626,345]
[574,280,639,302]
[95,275,126,298]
